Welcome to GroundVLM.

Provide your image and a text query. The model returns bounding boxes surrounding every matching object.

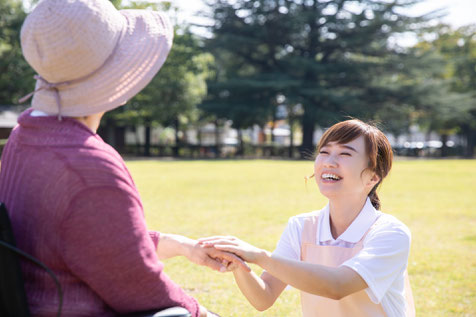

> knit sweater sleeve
[59,186,199,316]
[149,231,161,250]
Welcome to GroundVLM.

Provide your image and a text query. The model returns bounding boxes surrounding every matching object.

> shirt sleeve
[272,216,303,261]
[149,230,160,250]
[60,186,200,317]
[341,220,411,304]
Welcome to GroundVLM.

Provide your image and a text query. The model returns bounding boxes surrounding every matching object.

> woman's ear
[368,173,381,187]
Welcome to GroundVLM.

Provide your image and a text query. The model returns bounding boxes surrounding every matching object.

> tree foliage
[103,0,214,155]
[0,0,34,105]
[413,24,476,156]
[2,0,474,157]
[203,0,435,155]
[111,30,213,128]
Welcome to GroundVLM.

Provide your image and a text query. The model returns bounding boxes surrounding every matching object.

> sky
[405,0,476,27]
[23,0,476,28]
[166,0,476,46]
[172,0,476,29]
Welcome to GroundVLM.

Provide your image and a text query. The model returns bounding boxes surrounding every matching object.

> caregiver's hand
[198,236,269,266]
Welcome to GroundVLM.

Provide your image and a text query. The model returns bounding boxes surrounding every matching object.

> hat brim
[31,9,174,117]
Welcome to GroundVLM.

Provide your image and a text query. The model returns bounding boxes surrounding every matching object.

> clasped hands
[157,234,264,317]
[197,236,266,272]
[157,233,254,273]
[187,237,251,273]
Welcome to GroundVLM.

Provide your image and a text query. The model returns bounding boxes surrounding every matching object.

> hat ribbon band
[18,75,70,121]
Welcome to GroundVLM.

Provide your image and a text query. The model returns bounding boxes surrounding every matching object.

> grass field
[126,159,476,317]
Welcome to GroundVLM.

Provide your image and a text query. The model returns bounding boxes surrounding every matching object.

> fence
[122,144,307,159]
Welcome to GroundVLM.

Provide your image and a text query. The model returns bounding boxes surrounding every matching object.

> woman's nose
[323,154,338,168]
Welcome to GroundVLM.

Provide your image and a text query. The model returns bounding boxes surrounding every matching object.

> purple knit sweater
[0,109,199,317]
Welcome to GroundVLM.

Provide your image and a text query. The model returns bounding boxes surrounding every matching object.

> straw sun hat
[19,0,174,118]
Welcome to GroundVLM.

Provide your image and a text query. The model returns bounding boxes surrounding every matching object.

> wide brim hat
[20,0,174,117]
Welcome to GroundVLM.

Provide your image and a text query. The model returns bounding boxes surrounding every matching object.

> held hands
[198,236,268,270]
[186,239,251,273]
[157,233,250,272]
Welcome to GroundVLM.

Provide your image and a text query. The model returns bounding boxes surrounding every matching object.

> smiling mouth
[321,173,342,181]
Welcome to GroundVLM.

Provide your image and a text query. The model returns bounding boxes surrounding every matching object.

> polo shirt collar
[319,197,379,244]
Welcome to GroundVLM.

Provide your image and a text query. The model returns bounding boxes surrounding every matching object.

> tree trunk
[468,130,476,158]
[300,105,316,158]
[237,129,244,156]
[144,124,151,157]
[289,118,294,158]
[114,126,125,154]
[299,0,320,159]
[133,126,140,155]
[214,119,221,158]
[270,113,276,144]
[173,117,179,157]
[440,133,448,157]
[97,118,114,147]
[462,125,475,158]
[197,125,202,146]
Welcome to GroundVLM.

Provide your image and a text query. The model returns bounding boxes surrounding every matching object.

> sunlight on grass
[127,159,476,317]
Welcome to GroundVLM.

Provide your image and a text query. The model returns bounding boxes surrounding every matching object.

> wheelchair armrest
[123,306,191,317]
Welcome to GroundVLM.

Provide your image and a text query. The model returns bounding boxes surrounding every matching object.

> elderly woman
[0,0,245,316]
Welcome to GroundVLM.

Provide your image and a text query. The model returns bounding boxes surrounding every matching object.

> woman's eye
[319,151,328,155]
[340,152,351,156]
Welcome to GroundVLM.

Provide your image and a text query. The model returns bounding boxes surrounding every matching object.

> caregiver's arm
[232,269,287,311]
[200,237,366,300]
[257,223,411,302]
[259,252,367,300]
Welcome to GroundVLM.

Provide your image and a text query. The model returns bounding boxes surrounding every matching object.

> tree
[414,24,476,157]
[201,78,276,155]
[202,0,302,154]
[104,1,213,156]
[204,0,434,156]
[0,0,34,105]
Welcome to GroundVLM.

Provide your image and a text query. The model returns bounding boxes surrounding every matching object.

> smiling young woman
[200,119,415,317]
[315,120,393,211]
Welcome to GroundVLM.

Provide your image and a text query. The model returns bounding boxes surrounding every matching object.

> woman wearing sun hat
[0,0,246,316]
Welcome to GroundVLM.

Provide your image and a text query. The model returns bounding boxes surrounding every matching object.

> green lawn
[126,159,476,317]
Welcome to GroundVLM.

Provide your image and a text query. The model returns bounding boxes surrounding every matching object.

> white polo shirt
[273,197,412,317]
